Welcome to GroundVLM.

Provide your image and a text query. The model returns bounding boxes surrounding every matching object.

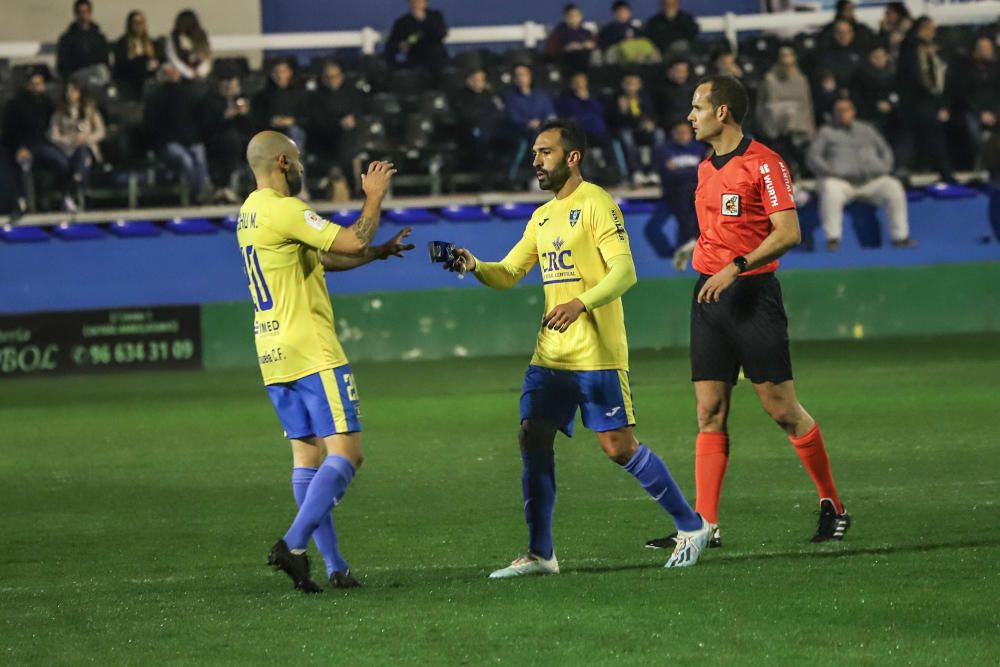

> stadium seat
[616,199,657,215]
[164,218,219,235]
[50,222,105,241]
[0,224,49,243]
[384,208,439,224]
[493,202,537,220]
[846,202,882,248]
[439,205,492,222]
[926,183,981,200]
[108,220,161,238]
[327,210,361,226]
[220,216,239,231]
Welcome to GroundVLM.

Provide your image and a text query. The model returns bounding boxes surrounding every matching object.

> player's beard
[284,168,303,196]
[539,161,571,192]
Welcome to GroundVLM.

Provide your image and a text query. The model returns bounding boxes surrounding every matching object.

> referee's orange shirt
[692,137,796,276]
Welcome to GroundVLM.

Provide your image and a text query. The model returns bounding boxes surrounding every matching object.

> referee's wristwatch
[732,255,749,273]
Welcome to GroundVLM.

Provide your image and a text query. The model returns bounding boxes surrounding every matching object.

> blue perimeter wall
[260,1,760,34]
[1,195,997,315]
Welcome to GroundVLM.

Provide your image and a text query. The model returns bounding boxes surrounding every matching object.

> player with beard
[449,119,713,577]
[237,131,413,593]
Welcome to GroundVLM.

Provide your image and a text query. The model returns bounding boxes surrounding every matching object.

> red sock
[790,423,843,513]
[695,432,729,525]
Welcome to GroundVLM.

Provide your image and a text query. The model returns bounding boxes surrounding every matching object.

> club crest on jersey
[722,193,740,216]
[304,210,327,231]
[569,209,581,227]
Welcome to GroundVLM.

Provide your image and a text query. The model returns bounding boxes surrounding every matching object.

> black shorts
[690,272,793,385]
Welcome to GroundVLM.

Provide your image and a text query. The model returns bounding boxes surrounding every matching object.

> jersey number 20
[242,245,274,312]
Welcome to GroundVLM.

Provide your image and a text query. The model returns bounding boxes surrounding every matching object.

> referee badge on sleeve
[721,193,740,216]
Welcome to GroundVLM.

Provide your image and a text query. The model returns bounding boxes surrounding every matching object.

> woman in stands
[46,81,106,210]
[166,10,212,80]
[112,10,160,101]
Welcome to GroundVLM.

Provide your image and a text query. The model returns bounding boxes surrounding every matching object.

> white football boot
[664,517,714,568]
[488,553,560,579]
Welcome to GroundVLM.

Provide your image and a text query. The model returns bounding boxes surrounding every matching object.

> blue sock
[521,447,556,559]
[291,467,349,576]
[624,443,702,533]
[284,455,355,552]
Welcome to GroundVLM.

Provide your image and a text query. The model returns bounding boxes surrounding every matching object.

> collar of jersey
[710,134,752,170]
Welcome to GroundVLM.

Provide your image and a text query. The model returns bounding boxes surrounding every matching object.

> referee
[648,75,850,550]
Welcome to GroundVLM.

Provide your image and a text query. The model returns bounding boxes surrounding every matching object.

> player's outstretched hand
[697,264,739,303]
[448,247,477,275]
[361,160,397,200]
[542,299,586,333]
[376,227,415,259]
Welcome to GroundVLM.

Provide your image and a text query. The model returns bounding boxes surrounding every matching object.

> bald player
[238,131,411,593]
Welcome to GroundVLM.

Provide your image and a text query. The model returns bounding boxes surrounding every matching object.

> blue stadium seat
[846,202,882,248]
[926,183,980,200]
[108,220,161,238]
[0,225,49,243]
[50,223,105,241]
[493,202,537,220]
[617,199,657,215]
[439,205,492,222]
[164,218,219,235]
[220,216,239,232]
[385,208,438,224]
[327,210,361,226]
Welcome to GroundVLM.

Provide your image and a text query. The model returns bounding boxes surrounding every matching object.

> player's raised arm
[326,160,397,256]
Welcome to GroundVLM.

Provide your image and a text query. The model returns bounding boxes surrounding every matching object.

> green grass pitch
[2,334,999,665]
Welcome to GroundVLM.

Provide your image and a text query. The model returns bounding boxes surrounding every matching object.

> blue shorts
[266,365,362,440]
[519,365,636,437]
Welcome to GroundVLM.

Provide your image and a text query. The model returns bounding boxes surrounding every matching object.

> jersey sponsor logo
[760,163,779,208]
[722,193,740,216]
[304,210,327,231]
[614,221,626,240]
[569,209,581,227]
[778,160,794,195]
[538,217,549,227]
[542,236,576,280]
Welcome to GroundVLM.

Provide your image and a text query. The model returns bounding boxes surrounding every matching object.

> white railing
[1,1,997,60]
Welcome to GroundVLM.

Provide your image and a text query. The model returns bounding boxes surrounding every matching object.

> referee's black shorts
[690,272,793,385]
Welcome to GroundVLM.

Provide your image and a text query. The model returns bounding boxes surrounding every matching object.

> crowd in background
[1,0,999,222]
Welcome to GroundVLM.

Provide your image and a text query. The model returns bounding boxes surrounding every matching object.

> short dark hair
[537,118,587,159]
[74,0,92,9]
[563,4,579,14]
[696,74,749,124]
[612,1,630,10]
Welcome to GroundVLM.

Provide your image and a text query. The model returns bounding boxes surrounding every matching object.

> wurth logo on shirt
[760,163,779,208]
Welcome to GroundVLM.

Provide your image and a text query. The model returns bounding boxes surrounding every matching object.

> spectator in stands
[897,16,954,182]
[505,64,556,135]
[812,69,844,127]
[385,0,449,78]
[56,0,111,85]
[612,72,662,186]
[652,57,695,127]
[807,98,914,251]
[1,70,76,212]
[166,9,212,80]
[307,61,366,194]
[47,81,106,204]
[452,68,509,186]
[647,118,705,266]
[878,2,912,59]
[816,20,864,89]
[714,52,743,78]
[854,46,900,141]
[644,0,699,56]
[598,1,657,65]
[144,64,210,202]
[202,76,252,202]
[818,1,875,52]
[545,4,597,74]
[112,10,160,101]
[555,71,622,183]
[253,58,307,151]
[756,47,815,174]
[959,36,999,169]
[0,145,23,217]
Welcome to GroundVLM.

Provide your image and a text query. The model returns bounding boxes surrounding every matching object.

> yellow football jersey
[503,181,632,370]
[236,188,348,385]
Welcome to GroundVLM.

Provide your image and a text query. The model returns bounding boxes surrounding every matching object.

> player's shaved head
[246,131,304,196]
[247,130,298,173]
